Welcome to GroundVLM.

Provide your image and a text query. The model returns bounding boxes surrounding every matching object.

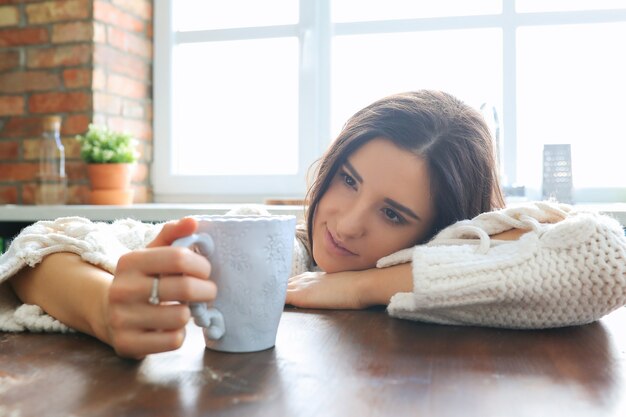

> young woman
[2,91,625,359]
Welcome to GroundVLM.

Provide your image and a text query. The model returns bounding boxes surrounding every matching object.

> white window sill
[0,203,306,223]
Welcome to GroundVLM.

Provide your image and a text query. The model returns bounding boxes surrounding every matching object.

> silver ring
[148,277,160,305]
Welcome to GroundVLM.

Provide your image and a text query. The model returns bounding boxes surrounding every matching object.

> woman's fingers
[108,218,218,358]
[147,217,198,248]
[116,246,211,278]
[110,273,217,305]
[107,276,216,358]
[109,303,191,332]
[112,328,187,359]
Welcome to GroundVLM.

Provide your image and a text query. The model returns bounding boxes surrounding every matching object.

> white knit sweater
[381,202,626,328]
[0,209,310,333]
[1,202,624,332]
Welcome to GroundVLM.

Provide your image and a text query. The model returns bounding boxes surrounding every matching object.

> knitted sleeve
[0,217,162,332]
[379,202,626,328]
[0,206,309,334]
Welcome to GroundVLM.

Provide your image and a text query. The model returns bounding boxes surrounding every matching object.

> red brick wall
[0,0,153,204]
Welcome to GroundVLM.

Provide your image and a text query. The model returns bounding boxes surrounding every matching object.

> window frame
[153,0,626,203]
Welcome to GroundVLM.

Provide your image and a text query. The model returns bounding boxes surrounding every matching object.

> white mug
[173,215,296,353]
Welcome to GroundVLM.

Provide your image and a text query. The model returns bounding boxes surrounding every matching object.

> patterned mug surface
[173,215,296,353]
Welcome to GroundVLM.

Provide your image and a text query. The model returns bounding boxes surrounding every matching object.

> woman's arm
[290,204,626,329]
[8,218,217,359]
[10,252,113,343]
[286,229,527,309]
[286,263,413,309]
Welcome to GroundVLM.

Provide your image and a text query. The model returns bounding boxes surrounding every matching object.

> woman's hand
[105,218,216,359]
[286,271,366,309]
[286,263,413,310]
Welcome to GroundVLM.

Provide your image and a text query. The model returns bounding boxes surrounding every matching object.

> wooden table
[2,306,626,417]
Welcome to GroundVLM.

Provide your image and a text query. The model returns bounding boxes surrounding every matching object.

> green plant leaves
[76,124,139,164]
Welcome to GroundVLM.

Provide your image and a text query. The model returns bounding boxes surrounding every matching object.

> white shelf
[0,204,306,222]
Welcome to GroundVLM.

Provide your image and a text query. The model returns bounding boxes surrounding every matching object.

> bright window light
[172,38,299,176]
[517,22,626,189]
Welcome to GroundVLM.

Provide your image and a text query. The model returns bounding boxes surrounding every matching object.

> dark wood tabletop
[2,306,626,417]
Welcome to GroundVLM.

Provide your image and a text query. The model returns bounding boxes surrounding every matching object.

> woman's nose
[335,203,367,240]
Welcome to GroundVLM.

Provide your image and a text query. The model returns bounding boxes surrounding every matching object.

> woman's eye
[340,173,357,188]
[382,208,404,224]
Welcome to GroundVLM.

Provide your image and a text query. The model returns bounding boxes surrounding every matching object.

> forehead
[347,138,426,184]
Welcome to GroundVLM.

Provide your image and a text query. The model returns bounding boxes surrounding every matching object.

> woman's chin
[312,254,339,273]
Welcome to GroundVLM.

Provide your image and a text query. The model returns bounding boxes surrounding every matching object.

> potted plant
[76,124,139,205]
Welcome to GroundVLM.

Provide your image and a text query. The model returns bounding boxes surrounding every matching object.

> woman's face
[312,138,435,273]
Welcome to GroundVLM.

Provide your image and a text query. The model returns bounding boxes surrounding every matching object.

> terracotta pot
[87,163,134,190]
[89,189,134,205]
[87,163,135,205]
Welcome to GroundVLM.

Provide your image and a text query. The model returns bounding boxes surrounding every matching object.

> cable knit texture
[0,207,310,333]
[0,217,160,332]
[1,202,625,332]
[380,202,626,328]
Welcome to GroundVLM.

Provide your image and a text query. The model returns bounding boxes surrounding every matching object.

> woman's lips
[325,228,357,256]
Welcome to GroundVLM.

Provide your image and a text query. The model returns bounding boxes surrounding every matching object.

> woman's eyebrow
[384,198,421,221]
[345,160,421,222]
[344,161,363,183]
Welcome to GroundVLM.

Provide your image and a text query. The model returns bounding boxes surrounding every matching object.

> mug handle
[172,233,226,340]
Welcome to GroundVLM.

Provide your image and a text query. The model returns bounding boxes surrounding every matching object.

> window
[154,0,626,203]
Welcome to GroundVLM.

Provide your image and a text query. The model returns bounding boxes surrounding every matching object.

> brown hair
[298,90,505,259]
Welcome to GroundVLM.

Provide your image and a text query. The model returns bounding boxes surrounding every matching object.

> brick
[27,44,92,68]
[0,50,19,71]
[62,135,82,158]
[121,98,144,118]
[94,44,149,80]
[0,5,19,27]
[92,67,105,90]
[0,139,18,159]
[132,184,150,203]
[66,183,89,204]
[0,116,44,138]
[0,27,48,47]
[0,1,41,5]
[0,162,38,181]
[107,26,152,59]
[0,95,24,115]
[26,0,89,24]
[0,185,17,204]
[22,136,79,160]
[131,161,147,182]
[107,116,151,141]
[94,91,122,114]
[111,0,152,21]
[21,182,36,205]
[65,159,86,180]
[0,71,61,93]
[61,113,90,135]
[22,138,40,160]
[92,112,105,126]
[63,68,91,88]
[52,21,93,43]
[94,0,144,33]
[28,91,90,113]
[135,139,151,162]
[93,21,105,43]
[107,73,147,99]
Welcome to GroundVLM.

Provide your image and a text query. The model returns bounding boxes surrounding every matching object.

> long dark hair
[299,90,505,258]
